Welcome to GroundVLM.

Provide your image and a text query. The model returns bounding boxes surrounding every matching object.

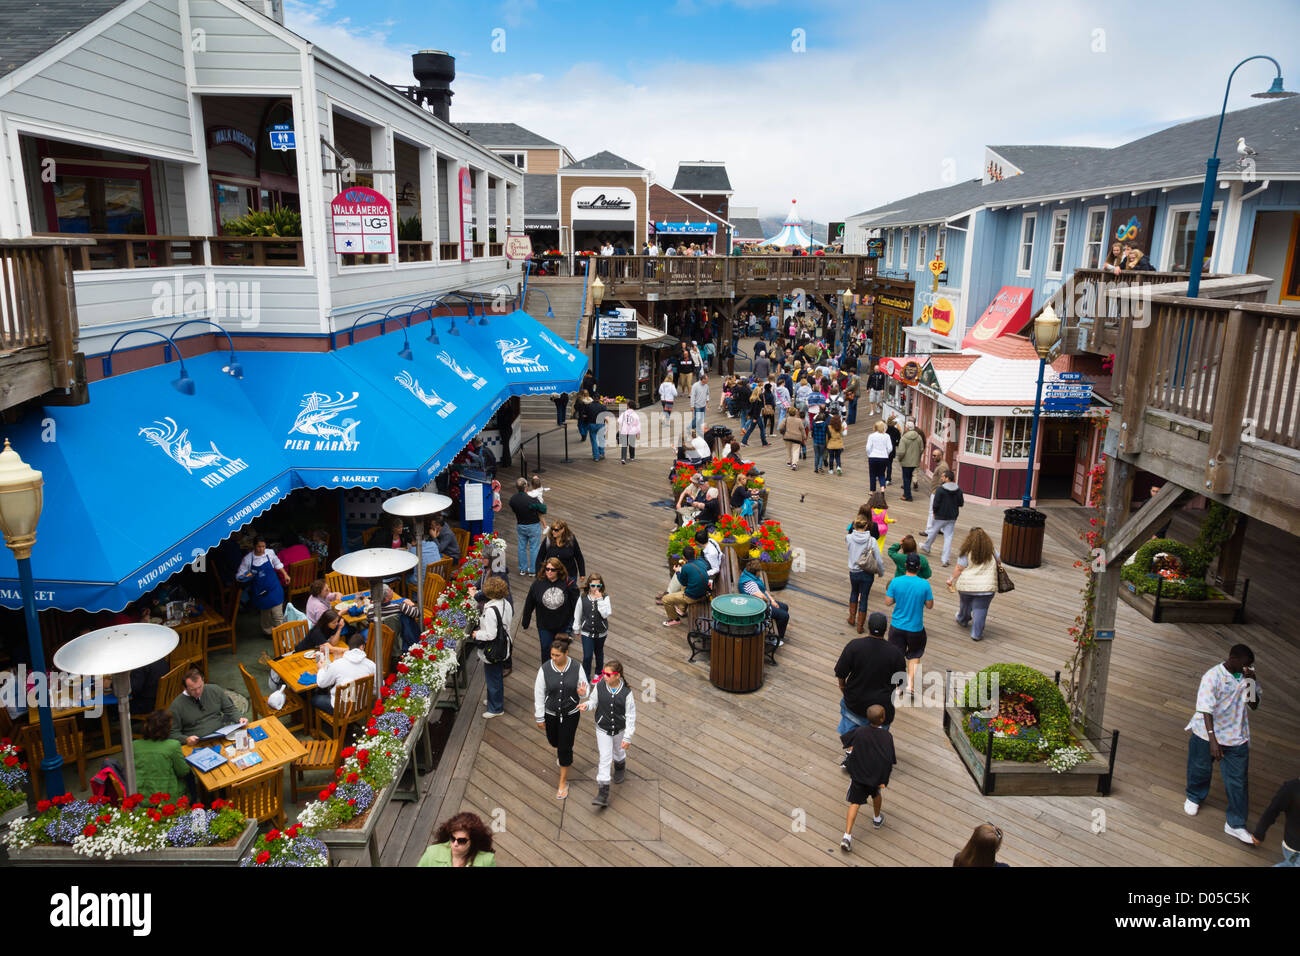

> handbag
[995,559,1015,593]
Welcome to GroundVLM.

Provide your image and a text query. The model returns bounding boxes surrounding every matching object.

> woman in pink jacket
[618,404,641,464]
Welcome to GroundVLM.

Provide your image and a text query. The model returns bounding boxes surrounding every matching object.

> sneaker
[1224,823,1255,845]
[1183,799,1200,816]
[873,814,885,829]
[482,710,502,719]
[840,833,852,852]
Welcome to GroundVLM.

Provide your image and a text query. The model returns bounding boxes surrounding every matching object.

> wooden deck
[388,428,1300,867]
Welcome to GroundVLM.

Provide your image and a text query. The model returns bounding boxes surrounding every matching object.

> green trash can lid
[711,593,768,626]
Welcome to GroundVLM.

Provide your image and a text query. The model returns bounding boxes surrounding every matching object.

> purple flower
[45,799,96,844]
[335,781,375,814]
[375,711,413,740]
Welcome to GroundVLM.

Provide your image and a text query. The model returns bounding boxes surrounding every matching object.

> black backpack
[482,606,511,664]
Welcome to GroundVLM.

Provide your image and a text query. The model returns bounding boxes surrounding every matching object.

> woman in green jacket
[134,710,191,798]
[895,422,925,502]
[887,535,932,579]
[418,812,497,867]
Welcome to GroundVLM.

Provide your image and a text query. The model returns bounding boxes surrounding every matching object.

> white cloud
[287,0,1300,222]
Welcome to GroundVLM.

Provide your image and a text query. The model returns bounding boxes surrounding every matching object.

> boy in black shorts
[840,704,896,853]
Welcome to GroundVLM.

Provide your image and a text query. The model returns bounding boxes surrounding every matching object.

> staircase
[520,277,589,422]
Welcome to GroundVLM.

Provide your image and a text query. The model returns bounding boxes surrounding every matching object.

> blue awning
[0,308,585,612]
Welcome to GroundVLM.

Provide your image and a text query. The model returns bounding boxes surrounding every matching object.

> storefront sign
[571,187,637,221]
[654,221,716,234]
[330,186,393,255]
[1111,205,1156,254]
[962,286,1032,349]
[208,127,256,155]
[928,256,946,291]
[866,238,884,257]
[505,235,533,259]
[597,315,638,340]
[459,168,474,260]
[876,293,913,312]
[268,124,295,151]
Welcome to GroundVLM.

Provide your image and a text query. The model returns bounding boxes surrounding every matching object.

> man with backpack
[473,576,513,718]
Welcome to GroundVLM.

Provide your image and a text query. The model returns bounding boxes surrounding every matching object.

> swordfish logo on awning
[496,337,549,374]
[438,350,487,390]
[139,417,247,488]
[395,371,456,418]
[287,391,361,451]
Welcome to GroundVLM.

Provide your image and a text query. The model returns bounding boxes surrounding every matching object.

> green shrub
[1120,538,1208,600]
[962,663,1071,762]
[398,215,422,241]
[221,205,302,237]
[667,525,697,564]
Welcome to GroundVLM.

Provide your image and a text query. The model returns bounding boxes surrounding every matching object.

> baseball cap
[867,612,888,635]
[905,553,921,571]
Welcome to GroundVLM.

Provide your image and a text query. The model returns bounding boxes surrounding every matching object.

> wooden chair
[133,663,190,731]
[428,557,453,583]
[19,717,87,800]
[452,527,471,563]
[325,571,360,597]
[380,622,396,669]
[289,736,345,803]
[238,662,304,733]
[205,587,239,659]
[271,620,309,659]
[315,676,376,743]
[285,557,318,601]
[227,767,286,827]
[168,620,208,672]
[360,526,381,547]
[422,570,447,610]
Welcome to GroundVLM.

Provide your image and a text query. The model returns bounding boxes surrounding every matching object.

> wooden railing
[1038,267,1194,354]
[0,238,90,393]
[43,233,306,270]
[489,243,504,258]
[398,241,433,263]
[210,236,304,267]
[472,242,485,258]
[591,254,878,296]
[439,243,460,261]
[1117,295,1300,490]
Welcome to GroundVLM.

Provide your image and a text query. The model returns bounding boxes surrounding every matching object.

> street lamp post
[1186,57,1294,300]
[0,439,64,797]
[590,275,605,386]
[1021,306,1061,509]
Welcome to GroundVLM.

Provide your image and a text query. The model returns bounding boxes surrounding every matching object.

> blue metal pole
[520,258,530,312]
[18,555,64,797]
[1021,356,1047,508]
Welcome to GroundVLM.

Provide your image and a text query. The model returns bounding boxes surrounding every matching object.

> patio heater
[381,492,452,623]
[52,623,179,797]
[331,548,418,683]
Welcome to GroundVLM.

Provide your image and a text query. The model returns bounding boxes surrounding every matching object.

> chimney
[411,50,455,123]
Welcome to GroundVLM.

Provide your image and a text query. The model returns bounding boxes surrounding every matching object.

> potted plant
[666,525,698,571]
[700,456,756,490]
[0,738,30,827]
[220,205,303,238]
[711,515,752,564]
[241,822,329,867]
[670,462,700,499]
[747,519,793,589]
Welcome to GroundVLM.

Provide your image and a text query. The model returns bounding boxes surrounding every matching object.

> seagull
[1236,137,1257,157]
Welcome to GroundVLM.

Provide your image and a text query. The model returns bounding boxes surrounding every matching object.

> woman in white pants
[580,658,636,808]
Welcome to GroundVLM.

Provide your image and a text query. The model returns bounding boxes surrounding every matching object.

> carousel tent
[758,200,826,249]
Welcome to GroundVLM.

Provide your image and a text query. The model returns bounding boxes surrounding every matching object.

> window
[1164,203,1221,273]
[1046,209,1069,277]
[1283,213,1300,300]
[1082,206,1107,269]
[885,230,893,267]
[498,152,526,170]
[965,416,995,457]
[901,230,910,272]
[935,226,946,265]
[1018,213,1037,275]
[1001,417,1034,460]
[934,402,951,445]
[916,226,927,270]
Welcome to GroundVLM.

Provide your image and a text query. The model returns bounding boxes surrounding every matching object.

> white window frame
[1017,212,1037,276]
[901,230,910,272]
[933,402,951,446]
[1081,205,1107,270]
[935,225,946,265]
[916,226,927,271]
[885,230,893,267]
[1162,201,1223,273]
[496,151,526,171]
[964,416,995,458]
[1046,209,1069,278]
[1000,416,1034,460]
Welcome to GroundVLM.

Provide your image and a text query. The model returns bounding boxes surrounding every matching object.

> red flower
[380,686,393,699]
[346,772,359,783]
[82,824,97,837]
[212,798,226,810]
[161,804,176,817]
[341,746,355,759]
[287,824,301,838]
[366,728,378,737]
[150,793,163,804]
[357,749,370,763]
[256,850,271,865]
[366,717,378,729]
[385,673,397,686]
[3,755,17,767]
[267,829,281,842]
[410,648,425,659]
[347,799,357,808]
[396,663,410,674]
[176,796,189,809]
[36,800,51,812]
[402,688,411,698]
[318,791,331,802]
[98,814,111,823]
[372,703,385,716]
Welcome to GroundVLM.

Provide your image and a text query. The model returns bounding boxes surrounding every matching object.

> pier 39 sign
[571,187,636,220]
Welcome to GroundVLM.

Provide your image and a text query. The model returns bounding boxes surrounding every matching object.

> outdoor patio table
[266,649,330,738]
[181,716,307,794]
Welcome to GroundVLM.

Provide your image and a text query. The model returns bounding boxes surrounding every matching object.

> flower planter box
[6,819,258,867]
[761,558,793,590]
[1119,581,1245,624]
[316,779,398,867]
[943,704,1118,796]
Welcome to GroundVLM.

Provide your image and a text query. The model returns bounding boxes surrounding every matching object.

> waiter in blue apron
[236,535,288,637]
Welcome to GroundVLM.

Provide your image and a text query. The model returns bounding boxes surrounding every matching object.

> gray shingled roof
[0,0,124,77]
[456,122,561,148]
[850,178,985,226]
[672,163,732,192]
[730,217,765,240]
[987,145,1109,172]
[523,173,557,217]
[561,150,643,171]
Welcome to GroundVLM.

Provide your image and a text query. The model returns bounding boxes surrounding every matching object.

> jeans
[742,414,767,445]
[483,660,504,714]
[1276,845,1300,867]
[901,466,915,499]
[869,457,888,491]
[311,690,334,714]
[577,419,588,442]
[517,522,541,575]
[837,698,870,738]
[1186,734,1250,828]
[589,423,606,460]
[538,627,563,663]
[812,442,826,472]
[827,448,842,471]
[692,407,706,433]
[847,396,859,425]
[924,519,956,564]
[768,601,789,640]
[581,633,606,683]
[886,456,895,483]
[849,570,875,612]
[956,591,994,639]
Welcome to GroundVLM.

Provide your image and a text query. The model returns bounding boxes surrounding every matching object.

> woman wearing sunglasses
[534,636,589,800]
[572,573,612,684]
[417,812,496,867]
[520,558,579,664]
[580,659,635,808]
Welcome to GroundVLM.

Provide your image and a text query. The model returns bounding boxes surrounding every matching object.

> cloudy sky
[285,0,1300,222]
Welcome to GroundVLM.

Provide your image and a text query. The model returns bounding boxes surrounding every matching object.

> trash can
[708,594,768,693]
[1001,507,1046,569]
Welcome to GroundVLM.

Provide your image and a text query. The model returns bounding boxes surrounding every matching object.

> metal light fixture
[397,315,414,361]
[841,289,855,310]
[1033,305,1061,360]
[417,297,453,345]
[1021,304,1061,509]
[171,319,244,379]
[591,274,605,312]
[1253,75,1295,98]
[103,329,196,394]
[531,287,555,319]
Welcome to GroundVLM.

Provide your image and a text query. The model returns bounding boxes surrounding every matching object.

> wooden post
[1117,302,1160,457]
[1215,514,1248,594]
[1204,308,1261,495]
[1079,455,1134,735]
[40,246,77,391]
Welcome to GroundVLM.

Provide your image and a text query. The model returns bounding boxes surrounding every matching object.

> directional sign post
[268,124,296,151]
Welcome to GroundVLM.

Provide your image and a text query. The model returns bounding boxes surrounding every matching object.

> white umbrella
[332,548,418,682]
[382,492,452,623]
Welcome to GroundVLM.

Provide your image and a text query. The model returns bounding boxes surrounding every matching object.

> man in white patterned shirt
[1184,643,1260,844]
